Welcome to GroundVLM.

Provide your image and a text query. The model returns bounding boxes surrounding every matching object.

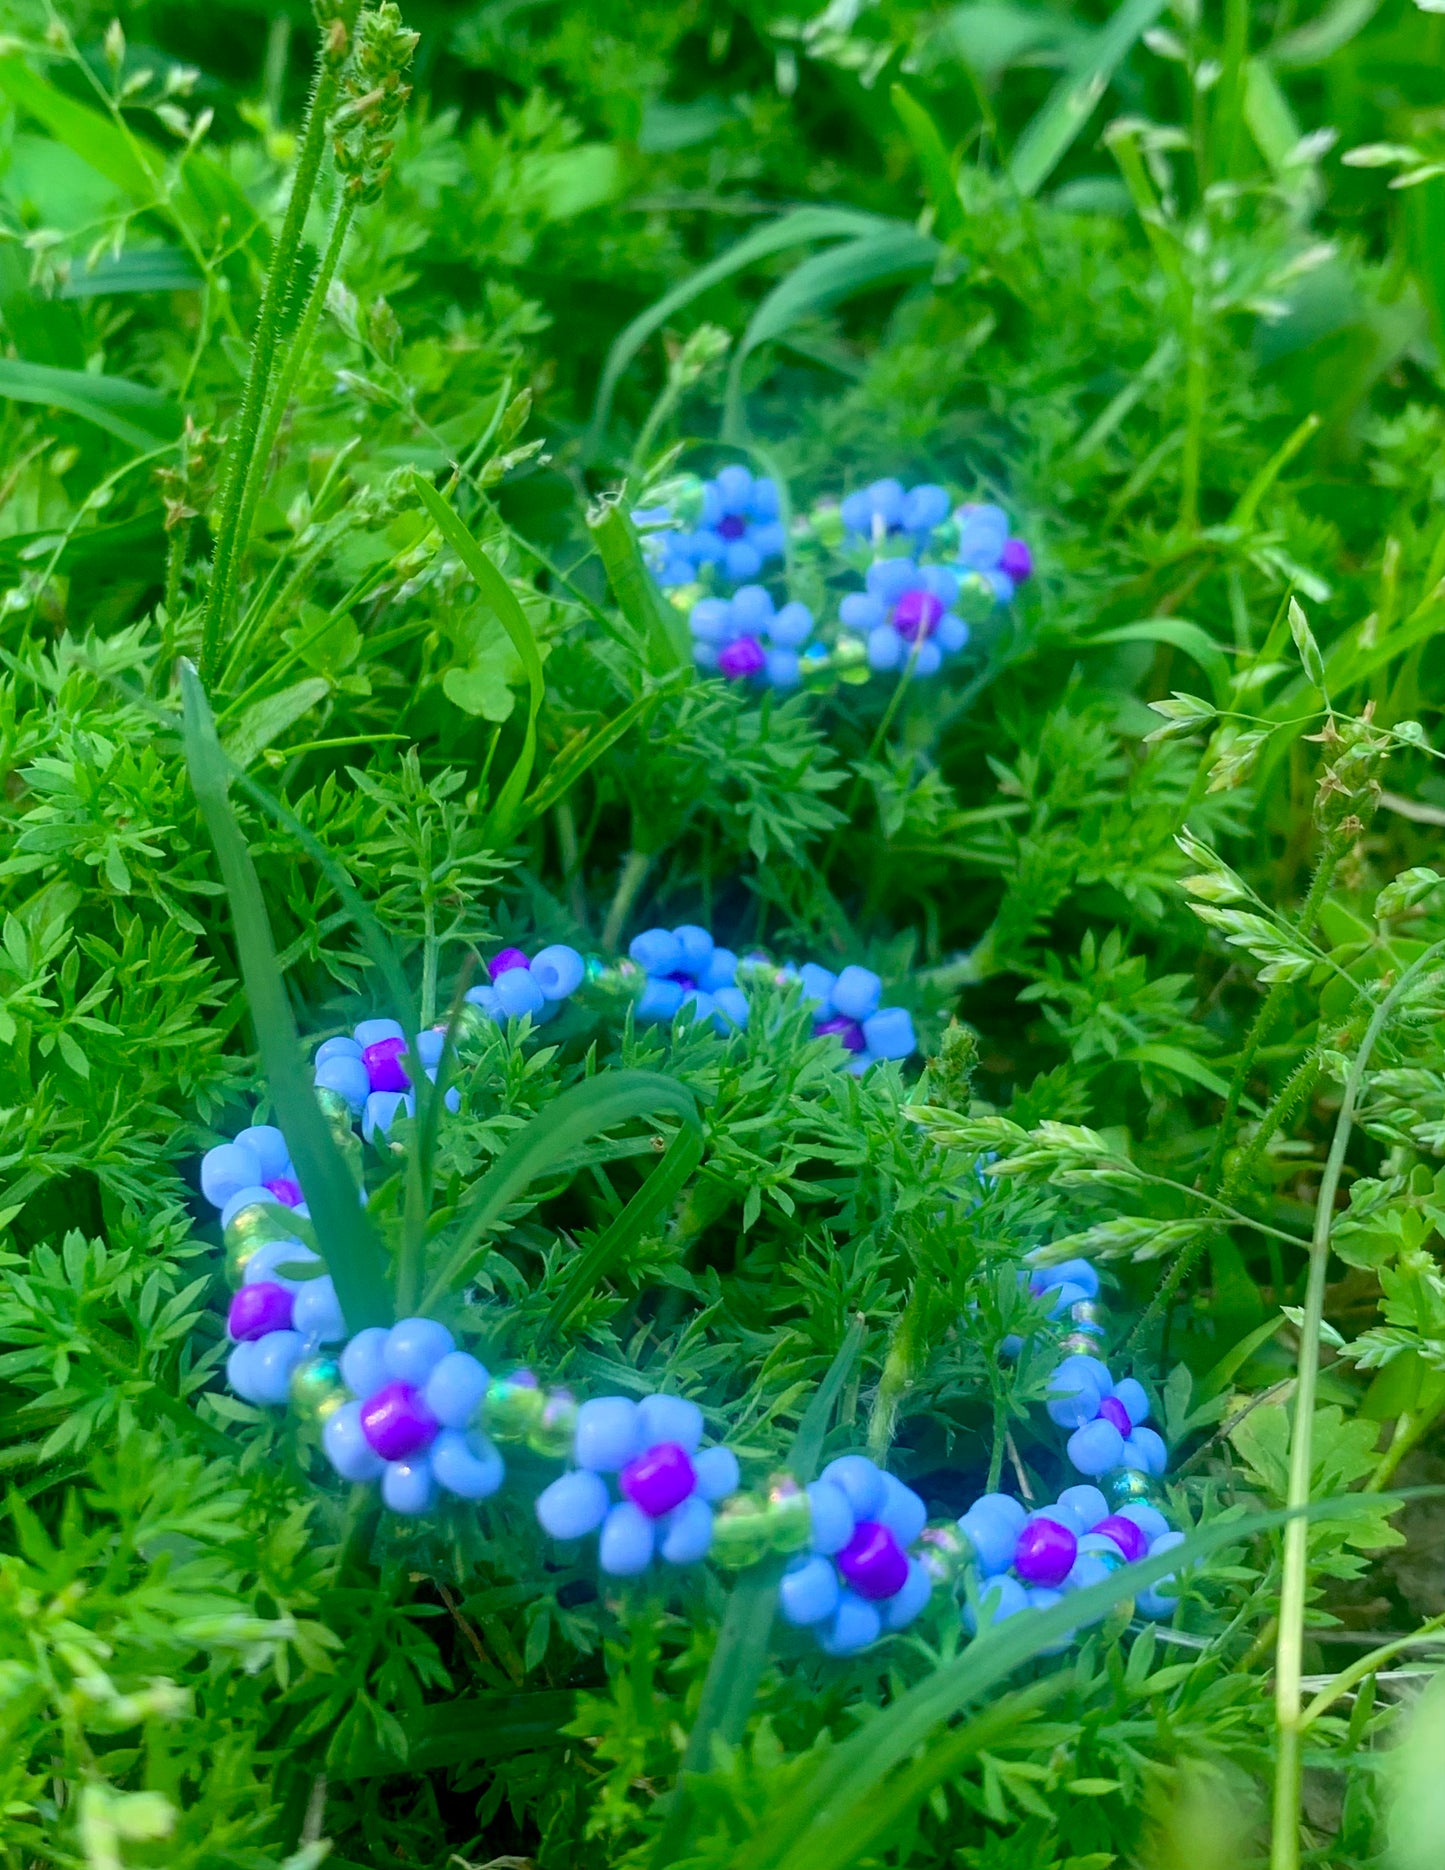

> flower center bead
[891,588,944,641]
[619,1442,696,1518]
[1097,1395,1132,1437]
[227,1281,295,1342]
[1092,1514,1147,1562]
[489,947,530,979]
[1012,1517,1077,1587]
[716,513,748,540]
[360,1381,440,1460]
[814,1013,867,1053]
[263,1176,304,1206]
[717,635,767,681]
[836,1520,909,1601]
[362,1035,411,1093]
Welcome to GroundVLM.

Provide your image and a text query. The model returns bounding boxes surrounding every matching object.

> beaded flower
[688,586,817,689]
[838,559,969,677]
[1045,1354,1168,1479]
[793,960,916,1071]
[321,1317,506,1514]
[954,501,1033,604]
[636,465,785,588]
[839,479,951,548]
[626,925,751,1032]
[775,1455,933,1655]
[463,943,586,1026]
[202,1122,308,1226]
[534,1393,740,1575]
[312,1018,462,1141]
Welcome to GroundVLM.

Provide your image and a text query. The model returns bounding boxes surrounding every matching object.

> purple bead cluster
[312,1018,462,1141]
[777,1455,933,1655]
[534,1393,740,1574]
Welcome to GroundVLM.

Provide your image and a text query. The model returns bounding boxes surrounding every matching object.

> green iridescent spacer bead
[525,1389,579,1459]
[485,1373,546,1442]
[451,1002,491,1044]
[584,957,644,1003]
[1056,1329,1107,1361]
[764,1473,813,1556]
[955,569,998,625]
[833,634,872,685]
[917,1520,975,1589]
[711,1492,773,1570]
[289,1353,349,1425]
[223,1201,301,1286]
[1066,1300,1109,1337]
[314,1085,354,1133]
[1101,1465,1165,1511]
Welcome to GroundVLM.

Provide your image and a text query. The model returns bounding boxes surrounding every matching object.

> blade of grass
[179,662,391,1332]
[1008,0,1169,198]
[588,496,691,671]
[0,358,183,452]
[890,85,965,242]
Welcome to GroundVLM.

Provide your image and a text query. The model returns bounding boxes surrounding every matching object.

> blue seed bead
[637,979,685,1021]
[798,963,837,1008]
[354,1017,404,1048]
[764,649,801,688]
[432,1428,505,1499]
[1046,1355,1109,1429]
[530,945,585,1001]
[383,1457,435,1516]
[1068,1418,1126,1476]
[413,1028,446,1069]
[911,641,943,678]
[701,947,738,991]
[494,967,545,1020]
[1122,1427,1168,1475]
[693,1445,740,1502]
[1029,1499,1083,1535]
[677,989,715,1025]
[671,925,713,968]
[324,1400,386,1481]
[820,1455,886,1520]
[363,1090,411,1141]
[1046,1281,1090,1315]
[730,584,772,632]
[316,1053,370,1112]
[902,483,950,532]
[1057,1485,1110,1530]
[536,1468,611,1539]
[878,1473,927,1547]
[881,1557,933,1632]
[769,601,814,649]
[202,1141,264,1208]
[1029,1256,1101,1298]
[964,1573,1028,1633]
[248,1331,306,1404]
[866,625,902,671]
[574,1396,641,1472]
[340,1326,390,1399]
[1118,1503,1170,1543]
[1065,1551,1117,1597]
[690,598,732,644]
[821,1591,883,1656]
[384,1317,455,1386]
[221,1184,280,1230]
[315,1035,363,1067]
[244,1238,318,1286]
[1148,1530,1185,1564]
[630,927,682,975]
[235,1124,290,1181]
[636,1394,704,1454]
[831,966,882,1020]
[599,1501,657,1576]
[805,1479,855,1555]
[660,1494,714,1564]
[1112,1377,1150,1427]
[465,984,501,1019]
[711,987,750,1032]
[959,1492,1027,1573]
[226,1341,270,1406]
[292,1275,346,1342]
[424,1350,490,1428]
[937,614,969,653]
[957,505,1009,566]
[862,1007,915,1061]
[780,1554,840,1626]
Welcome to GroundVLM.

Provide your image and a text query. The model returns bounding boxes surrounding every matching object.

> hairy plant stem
[866,1283,930,1460]
[1271,942,1444,1870]
[602,846,652,953]
[201,32,350,686]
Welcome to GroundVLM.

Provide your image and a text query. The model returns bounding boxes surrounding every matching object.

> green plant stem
[602,846,652,952]
[1271,941,1444,1870]
[555,798,589,930]
[824,654,917,875]
[201,37,348,686]
[866,1283,929,1460]
[1368,1400,1445,1492]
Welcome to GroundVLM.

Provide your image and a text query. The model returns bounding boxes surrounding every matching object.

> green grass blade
[412,473,545,842]
[520,675,681,824]
[545,1122,704,1337]
[0,358,183,452]
[890,85,965,241]
[179,662,392,1332]
[586,206,885,452]
[588,497,691,671]
[420,1070,700,1312]
[1088,618,1231,703]
[723,228,939,439]
[1008,0,1168,199]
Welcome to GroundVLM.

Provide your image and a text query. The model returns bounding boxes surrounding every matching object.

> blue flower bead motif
[637,465,785,587]
[778,1454,931,1655]
[202,1122,309,1226]
[313,1018,462,1142]
[793,961,916,1072]
[839,479,951,547]
[224,1235,346,1408]
[464,943,587,1029]
[1045,1354,1167,1479]
[689,586,816,689]
[954,502,1033,605]
[322,1318,504,1515]
[534,1394,740,1575]
[628,925,750,1035]
[838,559,968,677]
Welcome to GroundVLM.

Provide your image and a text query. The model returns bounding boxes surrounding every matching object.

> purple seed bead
[619,1442,696,1519]
[1092,1514,1148,1562]
[264,1176,304,1207]
[717,512,748,540]
[717,634,767,681]
[999,538,1033,582]
[1097,1395,1132,1438]
[360,1381,440,1461]
[815,1014,867,1053]
[1012,1516,1077,1588]
[227,1281,295,1342]
[362,1035,411,1093]
[489,947,531,979]
[836,1520,910,1602]
[892,587,944,641]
